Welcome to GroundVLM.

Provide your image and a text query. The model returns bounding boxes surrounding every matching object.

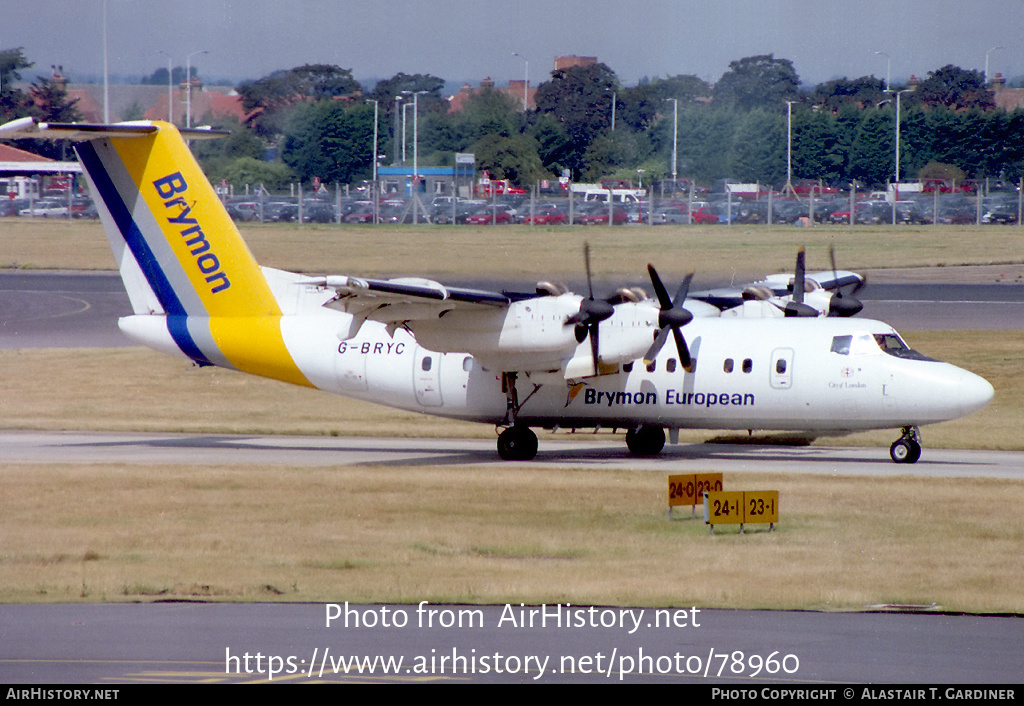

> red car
[522,206,567,225]
[689,206,719,225]
[463,207,514,225]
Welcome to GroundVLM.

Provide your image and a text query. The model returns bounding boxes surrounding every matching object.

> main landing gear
[497,372,539,461]
[497,425,539,461]
[625,424,666,457]
[890,426,922,464]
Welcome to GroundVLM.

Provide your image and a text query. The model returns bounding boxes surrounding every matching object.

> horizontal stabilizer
[0,117,228,142]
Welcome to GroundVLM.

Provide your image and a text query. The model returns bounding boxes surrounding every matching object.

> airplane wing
[690,246,864,318]
[305,275,514,319]
[302,273,664,377]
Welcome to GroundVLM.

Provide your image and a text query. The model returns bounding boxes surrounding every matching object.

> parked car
[463,206,515,225]
[521,205,567,225]
[650,205,692,224]
[18,199,74,217]
[689,206,719,225]
[574,202,629,225]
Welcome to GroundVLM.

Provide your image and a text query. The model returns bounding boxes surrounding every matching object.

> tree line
[3,48,1023,191]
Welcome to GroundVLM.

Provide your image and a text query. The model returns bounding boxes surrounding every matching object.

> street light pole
[888,88,912,223]
[412,90,427,224]
[875,51,890,92]
[393,95,403,165]
[666,98,678,181]
[156,51,173,123]
[512,52,529,110]
[185,49,208,128]
[985,45,1003,85]
[784,100,796,195]
[368,99,379,224]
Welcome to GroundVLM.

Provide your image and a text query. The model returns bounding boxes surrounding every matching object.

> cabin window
[646,360,657,373]
[462,356,473,372]
[623,362,633,373]
[666,359,677,373]
[830,335,852,355]
[421,357,432,371]
[743,358,753,373]
[723,358,734,373]
[776,359,787,374]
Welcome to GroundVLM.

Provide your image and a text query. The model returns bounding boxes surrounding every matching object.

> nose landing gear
[890,426,922,464]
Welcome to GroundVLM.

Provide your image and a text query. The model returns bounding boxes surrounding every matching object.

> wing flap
[304,275,511,324]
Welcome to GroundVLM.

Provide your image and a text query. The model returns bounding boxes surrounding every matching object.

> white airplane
[0,117,994,464]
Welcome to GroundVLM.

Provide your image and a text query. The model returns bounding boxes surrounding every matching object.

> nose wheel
[890,426,922,464]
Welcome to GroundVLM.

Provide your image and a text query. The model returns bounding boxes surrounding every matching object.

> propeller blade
[644,327,670,365]
[671,326,691,368]
[826,244,864,317]
[792,247,806,305]
[566,242,615,375]
[583,241,595,299]
[589,321,601,376]
[645,265,694,366]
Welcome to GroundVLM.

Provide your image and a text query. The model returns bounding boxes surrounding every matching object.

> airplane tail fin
[0,118,311,386]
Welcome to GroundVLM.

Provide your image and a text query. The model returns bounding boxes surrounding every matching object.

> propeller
[826,245,865,317]
[778,247,819,318]
[564,243,615,375]
[644,265,694,367]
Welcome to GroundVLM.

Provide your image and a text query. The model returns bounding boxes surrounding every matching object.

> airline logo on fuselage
[582,388,755,408]
[153,172,231,294]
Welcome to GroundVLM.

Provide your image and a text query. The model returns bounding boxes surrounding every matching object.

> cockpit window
[830,335,851,355]
[873,333,936,361]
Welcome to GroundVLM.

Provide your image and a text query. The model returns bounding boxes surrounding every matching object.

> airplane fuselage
[119,270,993,438]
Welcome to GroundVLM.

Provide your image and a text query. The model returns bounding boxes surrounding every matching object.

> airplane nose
[955,369,994,416]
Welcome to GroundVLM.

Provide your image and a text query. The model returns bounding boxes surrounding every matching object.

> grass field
[4,218,1024,282]
[1,219,1023,611]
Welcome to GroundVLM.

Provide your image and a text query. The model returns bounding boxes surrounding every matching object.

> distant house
[990,74,1024,111]
[143,78,251,125]
[448,77,537,113]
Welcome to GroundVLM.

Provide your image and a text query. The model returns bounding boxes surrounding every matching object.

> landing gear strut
[890,426,922,464]
[497,372,539,461]
[625,424,666,457]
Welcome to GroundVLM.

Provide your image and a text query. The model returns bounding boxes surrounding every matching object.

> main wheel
[497,426,538,461]
[625,425,666,457]
[889,438,922,464]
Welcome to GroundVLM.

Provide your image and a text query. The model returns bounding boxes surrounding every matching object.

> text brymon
[153,172,231,294]
[584,389,755,408]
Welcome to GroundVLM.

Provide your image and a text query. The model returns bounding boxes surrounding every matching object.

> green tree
[913,65,994,110]
[0,47,33,121]
[453,87,518,144]
[281,101,373,184]
[238,64,362,139]
[791,108,846,184]
[812,76,886,111]
[730,109,785,184]
[207,157,297,191]
[470,133,546,187]
[849,109,893,188]
[534,63,618,176]
[368,72,448,163]
[714,54,801,111]
[580,129,652,181]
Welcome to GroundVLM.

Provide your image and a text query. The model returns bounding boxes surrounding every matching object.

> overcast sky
[9,0,1024,89]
